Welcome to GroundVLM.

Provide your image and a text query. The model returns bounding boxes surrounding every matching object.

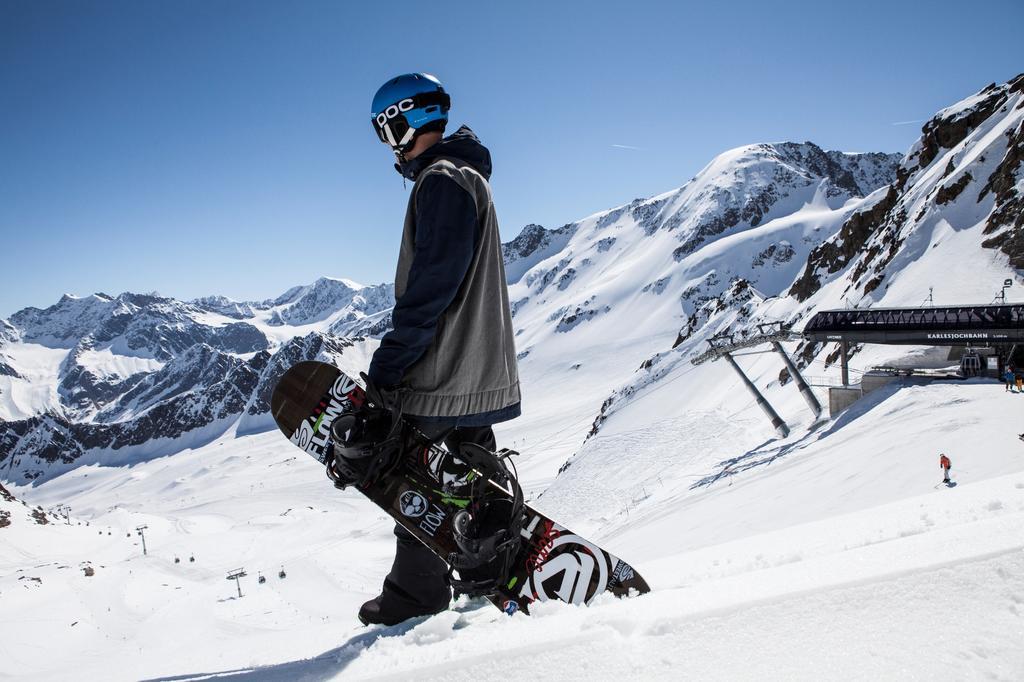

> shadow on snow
[141,620,419,682]
[142,600,493,682]
[689,381,907,490]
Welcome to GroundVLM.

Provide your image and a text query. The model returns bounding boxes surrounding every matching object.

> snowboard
[270,360,650,616]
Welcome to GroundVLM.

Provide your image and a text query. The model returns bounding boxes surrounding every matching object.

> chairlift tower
[226,568,247,598]
[692,321,818,436]
[1000,279,1013,304]
[135,525,148,556]
[721,352,790,438]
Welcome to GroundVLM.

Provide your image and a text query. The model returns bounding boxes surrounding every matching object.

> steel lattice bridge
[690,304,1024,437]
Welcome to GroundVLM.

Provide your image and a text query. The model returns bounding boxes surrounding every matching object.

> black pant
[381,419,497,612]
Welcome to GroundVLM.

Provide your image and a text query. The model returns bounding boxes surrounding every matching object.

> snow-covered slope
[3,378,1022,681]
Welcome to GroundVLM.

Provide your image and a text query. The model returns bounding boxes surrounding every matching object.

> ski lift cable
[518,411,603,453]
[521,359,710,454]
[523,344,782,454]
[512,338,863,457]
[535,363,707,452]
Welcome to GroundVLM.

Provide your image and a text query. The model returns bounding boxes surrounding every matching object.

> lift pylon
[722,352,790,438]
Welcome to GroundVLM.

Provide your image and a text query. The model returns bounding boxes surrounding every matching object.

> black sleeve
[368,174,478,388]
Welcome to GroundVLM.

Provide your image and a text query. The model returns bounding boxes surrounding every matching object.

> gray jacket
[368,128,520,421]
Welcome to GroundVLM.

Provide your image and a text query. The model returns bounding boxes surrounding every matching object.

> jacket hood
[396,125,493,181]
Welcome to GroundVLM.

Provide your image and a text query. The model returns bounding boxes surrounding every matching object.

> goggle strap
[397,125,415,147]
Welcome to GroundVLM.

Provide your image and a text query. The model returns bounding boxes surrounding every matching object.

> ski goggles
[372,91,450,149]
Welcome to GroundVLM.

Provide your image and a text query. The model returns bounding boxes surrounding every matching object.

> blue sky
[1,0,1021,318]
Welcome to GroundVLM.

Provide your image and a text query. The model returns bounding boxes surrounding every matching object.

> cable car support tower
[691,321,822,438]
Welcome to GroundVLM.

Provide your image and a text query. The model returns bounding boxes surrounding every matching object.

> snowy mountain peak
[770,142,903,196]
[0,318,18,345]
[903,75,1023,182]
[57,292,113,305]
[503,223,579,285]
[543,141,902,269]
[503,138,899,366]
[268,277,360,308]
[11,292,127,346]
[793,72,1024,306]
[189,294,260,320]
[326,276,365,290]
[687,140,900,198]
[266,277,393,329]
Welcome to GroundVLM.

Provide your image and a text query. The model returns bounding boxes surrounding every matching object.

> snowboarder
[347,73,521,627]
[939,453,952,484]
[1004,367,1015,391]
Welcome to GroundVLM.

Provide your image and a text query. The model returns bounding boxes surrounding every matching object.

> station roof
[802,304,1024,345]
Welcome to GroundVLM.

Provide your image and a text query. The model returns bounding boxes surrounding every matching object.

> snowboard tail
[271,360,650,615]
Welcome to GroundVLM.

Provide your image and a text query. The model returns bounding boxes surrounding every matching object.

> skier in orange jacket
[939,454,952,484]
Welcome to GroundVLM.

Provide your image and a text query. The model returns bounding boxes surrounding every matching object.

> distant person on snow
[1015,371,1022,392]
[1004,367,1015,391]
[341,73,520,627]
[939,453,952,484]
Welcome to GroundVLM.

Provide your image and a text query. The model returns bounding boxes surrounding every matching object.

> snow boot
[357,579,450,626]
[358,524,451,626]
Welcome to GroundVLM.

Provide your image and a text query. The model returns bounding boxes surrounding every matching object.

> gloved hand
[360,372,395,414]
[325,372,401,489]
[354,372,396,444]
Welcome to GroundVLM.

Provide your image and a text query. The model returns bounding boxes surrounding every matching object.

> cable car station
[692,299,1024,435]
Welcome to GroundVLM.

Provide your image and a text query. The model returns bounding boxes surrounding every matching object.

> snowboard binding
[445,443,525,598]
[325,375,405,490]
[324,416,387,489]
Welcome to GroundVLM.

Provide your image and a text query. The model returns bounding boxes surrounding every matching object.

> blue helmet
[371,73,450,154]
